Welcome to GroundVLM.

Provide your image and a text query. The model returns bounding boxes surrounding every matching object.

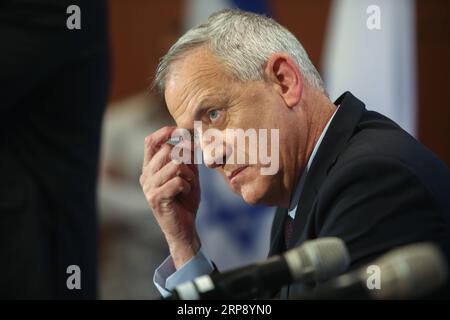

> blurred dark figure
[0,0,109,299]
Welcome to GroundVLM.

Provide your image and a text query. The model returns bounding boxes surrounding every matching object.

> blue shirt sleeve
[153,248,215,297]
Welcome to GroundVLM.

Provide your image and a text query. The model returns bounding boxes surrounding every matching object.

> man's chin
[225,174,274,205]
[238,184,270,206]
[241,194,260,205]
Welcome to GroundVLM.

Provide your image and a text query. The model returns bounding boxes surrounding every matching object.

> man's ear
[264,53,303,108]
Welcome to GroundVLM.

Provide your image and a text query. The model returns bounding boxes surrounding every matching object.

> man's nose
[202,139,232,169]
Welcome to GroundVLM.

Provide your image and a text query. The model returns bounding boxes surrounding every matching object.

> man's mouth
[226,166,249,182]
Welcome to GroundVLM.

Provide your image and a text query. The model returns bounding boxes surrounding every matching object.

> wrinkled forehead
[164,47,232,128]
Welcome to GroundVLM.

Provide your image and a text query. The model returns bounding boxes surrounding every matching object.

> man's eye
[208,109,220,122]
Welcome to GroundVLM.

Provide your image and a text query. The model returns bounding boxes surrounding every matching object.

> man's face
[164,47,303,206]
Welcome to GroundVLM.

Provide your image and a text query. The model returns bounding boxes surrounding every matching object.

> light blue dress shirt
[153,248,214,297]
[153,107,339,297]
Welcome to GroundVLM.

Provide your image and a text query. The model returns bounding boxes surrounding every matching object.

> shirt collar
[288,105,340,219]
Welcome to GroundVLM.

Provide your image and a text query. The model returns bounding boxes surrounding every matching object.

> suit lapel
[288,92,366,248]
[268,207,288,256]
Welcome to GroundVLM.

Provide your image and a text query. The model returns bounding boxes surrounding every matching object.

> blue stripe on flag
[231,0,271,16]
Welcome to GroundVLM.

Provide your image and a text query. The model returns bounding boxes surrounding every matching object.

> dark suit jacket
[0,0,109,299]
[269,92,450,299]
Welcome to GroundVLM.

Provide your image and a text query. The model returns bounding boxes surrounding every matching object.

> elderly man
[140,10,450,299]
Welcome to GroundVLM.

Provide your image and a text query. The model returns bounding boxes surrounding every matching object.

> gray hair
[154,9,324,93]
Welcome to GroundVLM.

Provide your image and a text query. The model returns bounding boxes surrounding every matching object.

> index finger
[143,126,177,169]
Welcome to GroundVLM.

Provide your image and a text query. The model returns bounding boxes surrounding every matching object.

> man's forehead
[164,48,230,126]
[166,46,222,87]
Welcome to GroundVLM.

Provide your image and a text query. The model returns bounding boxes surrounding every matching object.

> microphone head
[368,242,448,299]
[285,237,350,283]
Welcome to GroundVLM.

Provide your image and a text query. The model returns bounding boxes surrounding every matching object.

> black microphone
[168,237,350,300]
[293,242,448,300]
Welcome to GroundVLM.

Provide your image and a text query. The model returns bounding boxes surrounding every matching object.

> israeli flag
[322,0,417,136]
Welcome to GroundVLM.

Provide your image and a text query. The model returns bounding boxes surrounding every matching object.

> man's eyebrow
[192,102,211,120]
